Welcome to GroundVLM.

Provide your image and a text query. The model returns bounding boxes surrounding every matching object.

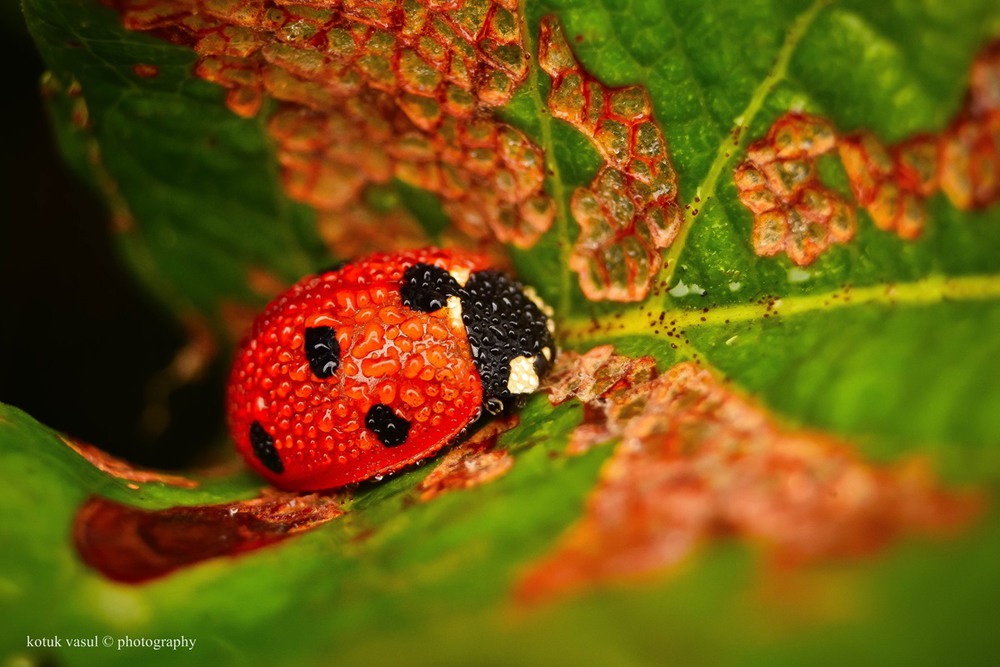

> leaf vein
[519,0,575,315]
[660,0,829,289]
[561,272,1000,341]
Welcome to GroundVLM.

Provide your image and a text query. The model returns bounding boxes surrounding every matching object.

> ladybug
[227,248,556,490]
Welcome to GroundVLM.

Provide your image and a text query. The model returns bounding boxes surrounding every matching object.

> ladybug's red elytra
[227,248,556,490]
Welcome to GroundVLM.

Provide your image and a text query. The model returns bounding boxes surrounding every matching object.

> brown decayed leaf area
[107,0,553,252]
[74,490,343,583]
[518,347,981,602]
[539,17,683,302]
[41,74,137,233]
[61,436,200,489]
[71,412,518,582]
[416,414,517,501]
[133,62,160,77]
[736,39,1000,266]
[314,205,429,259]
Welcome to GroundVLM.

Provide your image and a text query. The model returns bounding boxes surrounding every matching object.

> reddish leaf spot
[315,206,430,259]
[539,17,683,302]
[737,39,1000,266]
[416,414,517,501]
[42,74,136,231]
[132,63,160,77]
[106,0,553,251]
[246,265,290,299]
[61,436,198,488]
[219,300,261,342]
[140,313,220,437]
[735,113,854,265]
[519,349,981,603]
[544,345,656,454]
[74,491,343,583]
[941,40,1000,209]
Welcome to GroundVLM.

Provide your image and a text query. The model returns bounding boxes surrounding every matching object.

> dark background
[1,6,224,468]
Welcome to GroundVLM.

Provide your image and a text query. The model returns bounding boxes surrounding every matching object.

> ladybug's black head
[401,263,556,407]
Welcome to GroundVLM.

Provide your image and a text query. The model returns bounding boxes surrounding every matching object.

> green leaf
[11,0,1000,664]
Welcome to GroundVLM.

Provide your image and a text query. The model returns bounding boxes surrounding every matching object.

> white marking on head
[449,266,471,287]
[522,286,554,318]
[522,285,556,335]
[541,346,552,361]
[507,355,540,394]
[446,295,465,333]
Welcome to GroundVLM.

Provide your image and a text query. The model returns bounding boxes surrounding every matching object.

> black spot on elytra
[305,326,340,379]
[250,421,283,474]
[401,263,461,313]
[460,270,555,402]
[365,404,410,448]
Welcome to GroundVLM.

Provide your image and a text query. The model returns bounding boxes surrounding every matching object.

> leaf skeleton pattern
[539,17,683,302]
[108,0,553,251]
[735,40,1000,266]
[106,0,689,301]
[519,347,982,602]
